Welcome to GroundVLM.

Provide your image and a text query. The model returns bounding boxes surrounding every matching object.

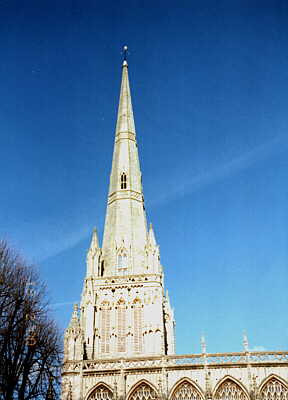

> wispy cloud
[151,134,288,206]
[51,301,76,309]
[26,135,288,263]
[33,224,92,264]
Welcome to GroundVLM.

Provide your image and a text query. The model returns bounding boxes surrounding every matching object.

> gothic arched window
[129,383,158,400]
[117,249,128,275]
[171,381,203,400]
[117,299,126,353]
[133,299,143,353]
[260,378,288,400]
[100,302,110,354]
[87,384,113,400]
[214,379,248,400]
[121,173,127,189]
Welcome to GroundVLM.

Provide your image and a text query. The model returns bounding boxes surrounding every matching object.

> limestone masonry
[62,56,288,400]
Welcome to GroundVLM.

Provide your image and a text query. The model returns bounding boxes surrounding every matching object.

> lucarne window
[121,173,127,189]
[117,249,128,275]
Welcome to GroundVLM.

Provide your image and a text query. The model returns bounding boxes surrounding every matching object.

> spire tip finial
[122,45,129,66]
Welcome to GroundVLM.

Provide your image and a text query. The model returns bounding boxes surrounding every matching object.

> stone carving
[87,385,113,400]
[214,379,248,400]
[171,381,203,400]
[129,383,158,400]
[260,378,288,400]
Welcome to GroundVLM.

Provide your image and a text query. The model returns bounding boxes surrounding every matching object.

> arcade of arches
[86,377,288,400]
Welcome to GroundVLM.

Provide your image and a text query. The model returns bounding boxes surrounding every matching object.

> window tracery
[117,248,128,275]
[100,302,110,354]
[260,378,288,400]
[117,248,128,273]
[121,173,127,189]
[129,383,158,400]
[133,299,143,353]
[117,299,126,353]
[171,381,203,400]
[87,385,113,400]
[214,379,248,400]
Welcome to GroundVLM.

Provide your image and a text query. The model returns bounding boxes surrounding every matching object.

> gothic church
[62,53,288,400]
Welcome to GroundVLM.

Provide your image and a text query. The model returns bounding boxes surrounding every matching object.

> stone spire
[101,49,148,276]
[115,50,136,136]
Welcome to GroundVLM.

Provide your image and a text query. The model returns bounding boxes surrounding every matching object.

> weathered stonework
[62,57,288,399]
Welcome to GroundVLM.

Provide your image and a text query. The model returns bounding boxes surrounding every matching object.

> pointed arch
[117,247,128,274]
[259,374,288,399]
[213,376,249,400]
[127,380,158,400]
[86,382,113,400]
[169,378,204,400]
[121,172,127,189]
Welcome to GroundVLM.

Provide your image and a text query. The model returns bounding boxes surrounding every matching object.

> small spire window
[121,173,127,189]
[117,249,128,275]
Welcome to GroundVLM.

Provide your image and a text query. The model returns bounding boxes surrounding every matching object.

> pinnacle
[148,223,157,245]
[89,228,99,250]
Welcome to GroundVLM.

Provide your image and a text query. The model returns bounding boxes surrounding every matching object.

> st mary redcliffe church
[61,51,288,400]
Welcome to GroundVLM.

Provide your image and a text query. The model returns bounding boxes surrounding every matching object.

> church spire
[101,47,148,276]
[115,45,135,137]
[65,49,175,364]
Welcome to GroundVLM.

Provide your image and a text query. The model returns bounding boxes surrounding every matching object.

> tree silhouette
[0,241,62,400]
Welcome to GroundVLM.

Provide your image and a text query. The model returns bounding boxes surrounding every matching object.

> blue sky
[0,0,287,354]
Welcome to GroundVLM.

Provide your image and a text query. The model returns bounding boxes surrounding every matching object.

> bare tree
[0,241,62,400]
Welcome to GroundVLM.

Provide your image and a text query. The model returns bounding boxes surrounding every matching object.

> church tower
[62,49,288,400]
[64,51,175,364]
